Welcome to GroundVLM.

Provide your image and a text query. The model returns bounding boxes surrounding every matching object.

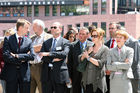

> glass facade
[101,22,106,37]
[53,6,57,16]
[93,0,98,14]
[84,22,89,27]
[60,5,89,16]
[0,6,24,17]
[34,6,39,17]
[101,0,107,14]
[92,22,97,28]
[45,6,49,16]
[27,6,32,17]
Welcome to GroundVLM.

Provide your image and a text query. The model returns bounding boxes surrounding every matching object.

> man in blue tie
[39,22,70,93]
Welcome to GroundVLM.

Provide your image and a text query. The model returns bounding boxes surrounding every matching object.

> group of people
[0,19,140,93]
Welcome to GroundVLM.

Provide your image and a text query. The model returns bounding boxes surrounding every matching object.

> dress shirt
[110,38,117,48]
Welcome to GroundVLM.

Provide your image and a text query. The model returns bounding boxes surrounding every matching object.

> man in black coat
[68,27,93,93]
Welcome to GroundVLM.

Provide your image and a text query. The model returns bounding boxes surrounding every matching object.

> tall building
[0,0,140,39]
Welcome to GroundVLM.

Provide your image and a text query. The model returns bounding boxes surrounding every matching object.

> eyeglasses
[91,35,98,38]
[51,26,57,29]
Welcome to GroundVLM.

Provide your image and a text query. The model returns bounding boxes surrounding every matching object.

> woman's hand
[87,47,93,54]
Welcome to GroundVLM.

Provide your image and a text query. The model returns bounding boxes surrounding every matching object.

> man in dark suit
[105,22,118,93]
[39,22,70,93]
[68,27,93,93]
[2,19,35,93]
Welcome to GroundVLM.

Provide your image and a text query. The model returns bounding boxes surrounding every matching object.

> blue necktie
[51,39,56,51]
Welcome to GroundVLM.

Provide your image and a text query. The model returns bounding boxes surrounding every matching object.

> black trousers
[42,69,66,93]
[85,84,102,93]
[6,70,30,93]
[106,75,110,93]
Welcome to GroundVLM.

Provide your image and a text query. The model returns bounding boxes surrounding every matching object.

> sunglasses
[51,26,57,29]
[91,35,98,38]
[109,28,116,30]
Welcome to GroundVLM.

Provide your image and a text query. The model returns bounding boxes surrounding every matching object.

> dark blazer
[125,37,140,79]
[2,34,35,82]
[105,39,111,48]
[41,37,70,84]
[67,40,93,91]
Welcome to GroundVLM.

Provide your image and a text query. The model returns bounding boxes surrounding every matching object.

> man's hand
[39,52,50,57]
[53,58,62,62]
[11,52,18,58]
[33,44,42,53]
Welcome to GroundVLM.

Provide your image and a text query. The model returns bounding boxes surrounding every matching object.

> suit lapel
[113,47,120,59]
[13,34,19,52]
[55,37,63,48]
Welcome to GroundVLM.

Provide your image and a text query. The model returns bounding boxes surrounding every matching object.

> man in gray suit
[30,19,52,93]
[125,35,140,93]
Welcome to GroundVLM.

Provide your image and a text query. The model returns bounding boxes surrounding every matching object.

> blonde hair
[115,30,129,40]
[92,28,105,37]
[4,28,15,36]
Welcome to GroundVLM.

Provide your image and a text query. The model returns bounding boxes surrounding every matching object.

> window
[101,0,107,14]
[27,6,32,17]
[93,0,98,14]
[60,5,89,16]
[92,22,97,28]
[119,22,125,27]
[129,0,131,6]
[84,22,89,27]
[34,6,39,17]
[0,6,24,17]
[45,6,50,16]
[53,6,57,16]
[67,25,72,30]
[76,23,80,31]
[112,0,115,14]
[101,22,106,37]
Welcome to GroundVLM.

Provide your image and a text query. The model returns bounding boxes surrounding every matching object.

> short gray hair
[33,19,45,30]
[79,27,89,34]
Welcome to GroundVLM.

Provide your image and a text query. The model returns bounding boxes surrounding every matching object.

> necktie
[18,37,22,48]
[81,43,84,52]
[51,39,56,51]
[110,39,115,48]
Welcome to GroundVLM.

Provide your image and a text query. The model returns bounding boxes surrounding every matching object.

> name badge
[56,46,62,51]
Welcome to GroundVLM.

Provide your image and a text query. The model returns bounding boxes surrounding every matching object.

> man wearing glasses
[39,22,70,93]
[105,22,118,93]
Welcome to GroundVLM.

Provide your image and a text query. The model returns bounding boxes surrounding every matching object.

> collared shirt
[33,31,45,45]
[110,38,117,48]
[52,36,61,49]
[80,40,87,50]
[15,33,23,43]
[30,31,45,64]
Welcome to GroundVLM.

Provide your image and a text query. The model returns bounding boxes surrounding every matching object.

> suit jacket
[2,34,35,82]
[80,45,109,93]
[41,37,70,84]
[105,39,111,48]
[68,40,93,86]
[30,32,52,42]
[125,37,140,79]
[107,45,134,79]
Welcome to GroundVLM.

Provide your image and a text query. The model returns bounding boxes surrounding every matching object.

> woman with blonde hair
[79,28,109,93]
[107,30,134,93]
